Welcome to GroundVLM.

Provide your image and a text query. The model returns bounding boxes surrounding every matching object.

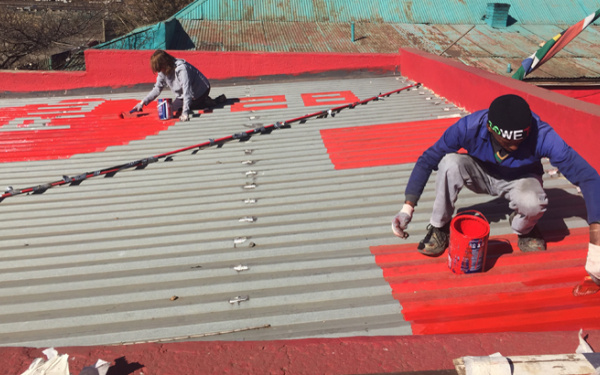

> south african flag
[512,8,600,80]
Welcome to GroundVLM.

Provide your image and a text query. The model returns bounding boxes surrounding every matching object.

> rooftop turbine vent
[485,3,511,28]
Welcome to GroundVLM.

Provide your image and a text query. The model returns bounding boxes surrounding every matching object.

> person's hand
[132,101,144,112]
[573,223,600,296]
[392,203,414,239]
[179,113,190,122]
[585,242,600,280]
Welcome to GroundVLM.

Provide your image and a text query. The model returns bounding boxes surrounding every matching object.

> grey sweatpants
[431,153,547,235]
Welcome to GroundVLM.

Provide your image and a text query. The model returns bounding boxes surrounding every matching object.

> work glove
[573,243,600,296]
[392,204,414,239]
[585,243,600,281]
[179,113,190,122]
[132,101,144,112]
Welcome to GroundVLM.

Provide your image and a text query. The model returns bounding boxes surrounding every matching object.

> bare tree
[0,0,191,70]
[0,7,104,70]
[107,0,191,37]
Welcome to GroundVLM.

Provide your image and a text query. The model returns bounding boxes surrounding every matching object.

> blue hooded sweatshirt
[405,109,600,224]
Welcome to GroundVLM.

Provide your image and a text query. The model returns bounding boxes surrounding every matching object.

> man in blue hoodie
[392,94,600,296]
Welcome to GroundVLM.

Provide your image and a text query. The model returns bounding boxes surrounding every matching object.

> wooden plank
[454,353,600,375]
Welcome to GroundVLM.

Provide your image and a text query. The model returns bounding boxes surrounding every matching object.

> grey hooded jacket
[143,59,210,115]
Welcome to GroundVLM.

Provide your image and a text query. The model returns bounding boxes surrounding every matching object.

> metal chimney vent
[485,3,511,28]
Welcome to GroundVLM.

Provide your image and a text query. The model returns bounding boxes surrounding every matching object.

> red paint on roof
[549,87,600,106]
[229,95,288,112]
[371,227,599,335]
[320,118,459,169]
[301,91,359,106]
[0,99,175,162]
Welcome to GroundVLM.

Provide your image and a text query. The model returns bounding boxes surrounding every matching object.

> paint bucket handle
[455,210,488,224]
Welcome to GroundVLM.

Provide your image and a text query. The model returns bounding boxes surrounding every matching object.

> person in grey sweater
[133,50,215,121]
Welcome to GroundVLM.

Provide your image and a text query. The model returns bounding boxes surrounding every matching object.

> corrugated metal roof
[0,74,593,347]
[93,1,600,81]
[176,0,600,25]
[178,20,600,80]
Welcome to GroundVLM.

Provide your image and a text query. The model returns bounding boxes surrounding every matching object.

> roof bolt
[233,264,249,272]
[239,216,257,223]
[233,237,248,248]
[229,295,250,305]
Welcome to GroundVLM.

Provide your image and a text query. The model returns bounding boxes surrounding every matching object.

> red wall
[545,86,600,106]
[399,48,600,173]
[0,49,400,94]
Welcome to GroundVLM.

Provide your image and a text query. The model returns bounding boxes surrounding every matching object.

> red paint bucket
[447,210,489,274]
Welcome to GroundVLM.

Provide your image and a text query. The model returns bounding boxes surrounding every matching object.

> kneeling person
[392,94,600,293]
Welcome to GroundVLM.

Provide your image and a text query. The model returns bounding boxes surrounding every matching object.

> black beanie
[488,94,532,140]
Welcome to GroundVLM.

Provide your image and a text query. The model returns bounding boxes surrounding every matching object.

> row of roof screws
[420,90,452,111]
[239,140,258,243]
[229,83,412,307]
[230,141,256,304]
[244,165,258,191]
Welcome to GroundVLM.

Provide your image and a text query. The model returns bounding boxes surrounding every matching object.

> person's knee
[513,187,547,217]
[438,154,466,174]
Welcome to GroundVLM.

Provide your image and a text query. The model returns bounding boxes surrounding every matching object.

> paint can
[157,98,173,120]
[447,210,489,274]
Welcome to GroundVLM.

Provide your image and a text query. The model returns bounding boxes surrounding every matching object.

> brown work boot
[509,211,546,252]
[418,223,450,257]
[204,97,217,107]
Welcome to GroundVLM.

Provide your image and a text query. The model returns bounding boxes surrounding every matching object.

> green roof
[176,0,600,25]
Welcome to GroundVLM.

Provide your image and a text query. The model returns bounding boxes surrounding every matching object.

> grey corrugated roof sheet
[0,75,589,347]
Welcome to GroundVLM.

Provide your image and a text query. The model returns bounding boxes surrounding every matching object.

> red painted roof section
[372,227,598,335]
[0,99,174,162]
[320,118,458,169]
